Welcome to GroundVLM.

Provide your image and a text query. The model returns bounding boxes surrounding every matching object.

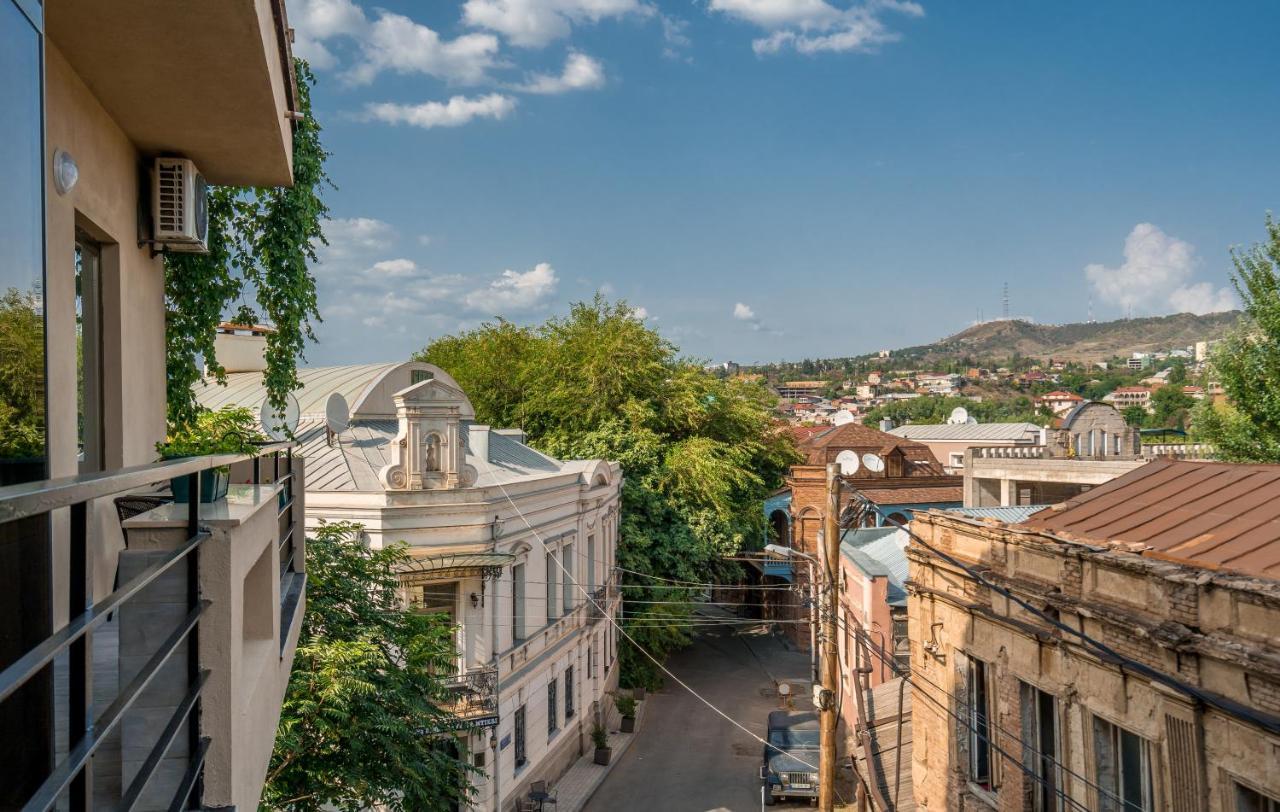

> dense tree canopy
[1195,215,1280,461]
[860,394,1045,429]
[263,522,473,811]
[417,298,798,686]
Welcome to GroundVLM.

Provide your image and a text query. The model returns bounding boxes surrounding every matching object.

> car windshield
[769,728,820,749]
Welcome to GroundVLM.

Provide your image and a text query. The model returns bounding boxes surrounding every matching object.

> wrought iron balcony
[588,584,614,624]
[438,666,499,729]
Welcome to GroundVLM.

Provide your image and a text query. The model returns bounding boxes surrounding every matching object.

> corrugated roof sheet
[1018,459,1280,578]
[887,422,1042,442]
[858,485,963,506]
[195,363,403,417]
[841,527,909,605]
[950,505,1051,524]
[853,676,914,811]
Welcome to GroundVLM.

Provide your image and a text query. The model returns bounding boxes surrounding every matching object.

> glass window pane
[0,1,46,477]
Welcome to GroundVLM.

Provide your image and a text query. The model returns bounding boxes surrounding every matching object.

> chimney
[210,322,271,374]
[468,425,490,464]
[879,418,894,432]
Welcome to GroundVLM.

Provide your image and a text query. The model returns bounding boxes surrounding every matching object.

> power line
[477,459,830,783]
[855,492,1280,738]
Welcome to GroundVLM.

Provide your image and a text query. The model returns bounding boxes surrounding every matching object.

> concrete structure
[1106,386,1153,411]
[198,361,623,810]
[888,422,1043,474]
[908,460,1280,812]
[777,380,828,400]
[0,1,302,807]
[964,402,1146,507]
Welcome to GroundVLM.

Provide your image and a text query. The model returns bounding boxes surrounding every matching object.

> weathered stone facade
[908,510,1280,811]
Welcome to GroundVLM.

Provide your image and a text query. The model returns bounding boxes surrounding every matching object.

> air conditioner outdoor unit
[152,157,209,253]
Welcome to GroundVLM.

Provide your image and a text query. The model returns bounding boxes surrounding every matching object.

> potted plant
[615,694,637,733]
[592,724,611,765]
[631,685,646,701]
[157,407,264,503]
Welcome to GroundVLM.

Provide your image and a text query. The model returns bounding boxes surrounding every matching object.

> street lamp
[764,544,819,683]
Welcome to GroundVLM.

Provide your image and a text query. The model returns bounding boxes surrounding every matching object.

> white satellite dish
[862,453,885,473]
[948,406,969,425]
[325,392,350,434]
[831,409,855,426]
[259,393,300,441]
[835,449,860,475]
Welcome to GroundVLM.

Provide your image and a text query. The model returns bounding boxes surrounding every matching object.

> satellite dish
[831,409,855,426]
[948,406,970,425]
[836,450,860,475]
[862,453,885,473]
[325,392,350,434]
[259,393,300,441]
[777,682,791,697]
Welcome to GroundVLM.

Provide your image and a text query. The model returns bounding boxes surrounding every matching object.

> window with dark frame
[512,563,526,642]
[1092,716,1153,812]
[1020,681,1062,812]
[514,705,527,768]
[1236,782,1280,812]
[562,542,575,613]
[968,657,994,791]
[547,679,558,736]
[565,665,575,719]
[545,551,558,621]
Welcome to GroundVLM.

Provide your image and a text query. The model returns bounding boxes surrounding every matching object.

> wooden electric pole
[819,462,841,812]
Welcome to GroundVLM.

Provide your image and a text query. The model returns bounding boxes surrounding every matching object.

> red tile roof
[858,485,963,505]
[1019,459,1280,579]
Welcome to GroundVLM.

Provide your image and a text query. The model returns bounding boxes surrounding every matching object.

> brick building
[908,459,1280,811]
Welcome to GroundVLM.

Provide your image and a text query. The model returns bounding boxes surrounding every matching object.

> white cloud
[417,234,434,247]
[463,0,651,47]
[289,0,501,85]
[364,94,517,129]
[660,14,693,60]
[733,302,757,320]
[710,0,923,55]
[1085,223,1236,316]
[631,306,650,320]
[368,258,418,277]
[515,51,606,94]
[320,217,396,260]
[463,262,560,312]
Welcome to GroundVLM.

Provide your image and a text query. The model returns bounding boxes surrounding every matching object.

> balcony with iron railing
[0,444,305,810]
[436,665,500,730]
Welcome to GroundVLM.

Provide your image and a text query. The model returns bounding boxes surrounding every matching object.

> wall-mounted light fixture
[491,514,505,540]
[53,149,78,195]
[470,592,481,609]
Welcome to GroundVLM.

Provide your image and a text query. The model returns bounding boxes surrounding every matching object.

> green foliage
[592,724,609,750]
[0,288,45,458]
[155,406,264,459]
[231,304,260,326]
[614,693,637,718]
[1121,406,1149,428]
[417,297,798,689]
[1150,383,1194,429]
[861,394,1041,429]
[1195,215,1280,461]
[164,59,328,431]
[262,522,473,811]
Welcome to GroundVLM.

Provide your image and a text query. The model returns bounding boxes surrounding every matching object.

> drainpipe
[491,573,502,811]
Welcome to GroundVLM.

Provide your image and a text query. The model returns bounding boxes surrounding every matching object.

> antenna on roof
[325,392,350,447]
[1002,282,1010,320]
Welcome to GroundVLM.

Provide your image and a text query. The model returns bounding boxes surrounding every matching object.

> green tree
[417,298,798,688]
[1121,405,1148,428]
[1150,384,1194,429]
[165,59,329,430]
[1195,215,1280,460]
[263,522,473,811]
[0,288,45,458]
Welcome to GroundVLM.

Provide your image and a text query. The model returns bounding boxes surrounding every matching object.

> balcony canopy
[399,551,515,583]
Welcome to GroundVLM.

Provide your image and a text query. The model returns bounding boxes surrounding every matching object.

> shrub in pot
[157,407,264,503]
[592,724,611,765]
[615,694,637,733]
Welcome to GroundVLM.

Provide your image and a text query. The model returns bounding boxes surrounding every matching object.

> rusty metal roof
[1019,458,1280,578]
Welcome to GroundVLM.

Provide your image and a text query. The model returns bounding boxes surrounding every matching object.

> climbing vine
[164,59,329,430]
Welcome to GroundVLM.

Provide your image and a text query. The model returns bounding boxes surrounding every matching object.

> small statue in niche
[424,433,441,472]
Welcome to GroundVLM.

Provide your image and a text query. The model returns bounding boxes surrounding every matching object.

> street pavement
[584,622,825,812]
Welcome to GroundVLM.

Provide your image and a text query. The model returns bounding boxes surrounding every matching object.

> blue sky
[295,0,1280,365]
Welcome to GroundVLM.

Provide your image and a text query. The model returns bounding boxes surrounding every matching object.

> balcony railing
[1141,442,1215,460]
[969,445,1049,460]
[437,666,499,729]
[0,443,302,810]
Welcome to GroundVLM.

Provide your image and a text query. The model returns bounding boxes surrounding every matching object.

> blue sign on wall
[500,733,512,750]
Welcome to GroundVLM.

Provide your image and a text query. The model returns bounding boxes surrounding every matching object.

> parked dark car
[760,710,820,806]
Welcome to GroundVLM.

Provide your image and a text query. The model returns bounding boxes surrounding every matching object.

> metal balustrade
[437,666,500,730]
[0,443,298,810]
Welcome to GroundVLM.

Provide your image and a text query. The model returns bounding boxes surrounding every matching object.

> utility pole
[819,463,840,812]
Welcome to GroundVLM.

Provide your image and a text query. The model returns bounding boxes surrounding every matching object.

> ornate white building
[198,359,622,810]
